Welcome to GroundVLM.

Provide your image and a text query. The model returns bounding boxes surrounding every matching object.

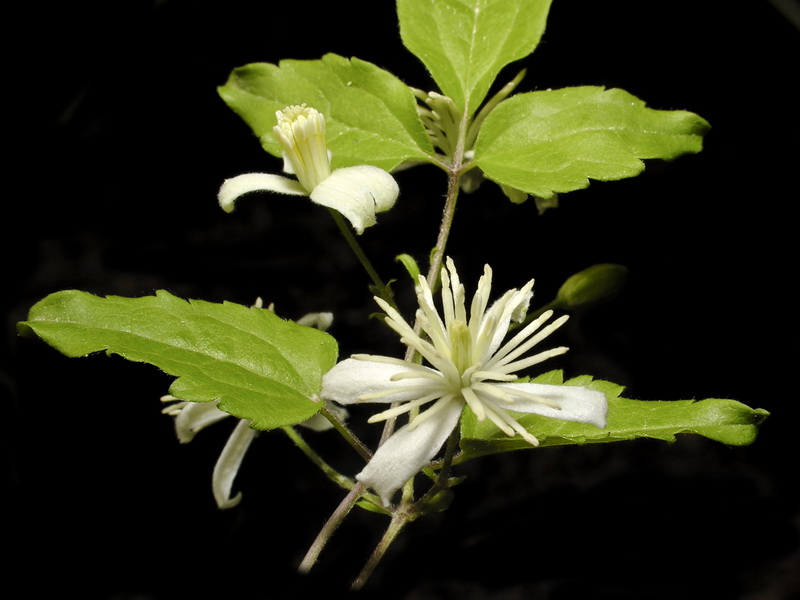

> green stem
[320,404,372,461]
[327,208,393,306]
[351,513,408,591]
[298,482,368,574]
[416,426,460,508]
[426,166,463,291]
[281,426,354,490]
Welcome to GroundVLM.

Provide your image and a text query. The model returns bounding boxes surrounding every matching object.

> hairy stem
[320,404,372,461]
[298,482,369,574]
[327,208,396,308]
[351,513,408,591]
[281,426,354,490]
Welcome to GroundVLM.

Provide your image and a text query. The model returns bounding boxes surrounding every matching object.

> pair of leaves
[459,371,769,462]
[219,0,709,201]
[18,290,338,429]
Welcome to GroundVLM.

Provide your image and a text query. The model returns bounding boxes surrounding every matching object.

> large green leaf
[459,371,768,461]
[18,290,339,429]
[398,0,553,116]
[473,86,710,198]
[218,53,434,171]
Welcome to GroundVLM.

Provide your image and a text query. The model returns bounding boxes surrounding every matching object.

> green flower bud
[556,263,628,310]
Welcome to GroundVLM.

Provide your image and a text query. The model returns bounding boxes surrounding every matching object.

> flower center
[448,319,475,382]
[272,105,332,192]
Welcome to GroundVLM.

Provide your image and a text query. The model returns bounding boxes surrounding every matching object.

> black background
[6,1,799,598]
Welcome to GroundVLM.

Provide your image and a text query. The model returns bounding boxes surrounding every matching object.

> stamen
[489,309,554,366]
[495,385,563,410]
[367,392,443,423]
[495,346,569,375]
[461,386,487,421]
[390,369,446,382]
[358,384,436,402]
[482,400,540,446]
[480,402,517,437]
[471,381,515,403]
[489,314,569,370]
[407,394,459,430]
[470,371,518,383]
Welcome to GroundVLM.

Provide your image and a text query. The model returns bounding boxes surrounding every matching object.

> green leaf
[18,290,338,429]
[459,371,768,461]
[473,86,710,199]
[398,0,553,116]
[218,53,434,171]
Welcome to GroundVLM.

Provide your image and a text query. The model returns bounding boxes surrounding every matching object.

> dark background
[6,1,799,598]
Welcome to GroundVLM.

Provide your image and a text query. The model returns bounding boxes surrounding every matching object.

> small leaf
[18,290,338,429]
[218,53,434,171]
[473,86,710,199]
[459,371,768,460]
[398,0,553,116]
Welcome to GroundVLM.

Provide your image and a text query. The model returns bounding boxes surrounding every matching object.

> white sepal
[310,165,399,234]
[356,398,464,506]
[218,173,306,212]
[212,419,258,510]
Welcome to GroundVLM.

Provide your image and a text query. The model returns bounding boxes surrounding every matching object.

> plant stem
[351,513,408,591]
[320,404,372,461]
[298,482,368,574]
[426,166,462,291]
[378,148,465,449]
[327,207,394,305]
[281,426,353,489]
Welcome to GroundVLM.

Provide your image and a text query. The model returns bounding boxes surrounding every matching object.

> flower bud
[556,263,628,310]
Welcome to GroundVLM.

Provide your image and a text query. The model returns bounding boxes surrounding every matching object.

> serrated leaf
[398,0,553,116]
[218,53,434,171]
[459,371,768,461]
[473,86,710,198]
[18,290,338,429]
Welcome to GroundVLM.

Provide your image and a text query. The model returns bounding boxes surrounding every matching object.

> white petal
[295,311,334,331]
[218,173,306,212]
[299,403,349,432]
[357,398,464,506]
[310,165,399,234]
[212,419,258,509]
[322,358,440,405]
[173,400,230,443]
[497,382,608,428]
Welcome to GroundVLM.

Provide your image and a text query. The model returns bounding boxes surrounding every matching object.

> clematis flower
[322,258,608,506]
[218,105,399,234]
[161,308,345,509]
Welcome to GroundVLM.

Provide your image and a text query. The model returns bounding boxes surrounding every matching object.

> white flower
[218,105,399,234]
[322,258,608,506]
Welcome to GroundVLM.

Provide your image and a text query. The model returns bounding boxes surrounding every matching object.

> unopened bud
[556,263,628,309]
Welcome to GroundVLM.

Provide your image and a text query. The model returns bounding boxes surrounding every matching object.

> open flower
[218,105,399,234]
[322,258,608,506]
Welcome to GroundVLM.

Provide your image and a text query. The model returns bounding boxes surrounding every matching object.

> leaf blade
[218,54,434,171]
[459,372,768,461]
[398,0,553,116]
[473,86,710,198]
[19,290,339,429]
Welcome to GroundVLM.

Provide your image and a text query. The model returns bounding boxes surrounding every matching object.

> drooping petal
[356,398,464,506]
[496,382,608,428]
[212,419,258,509]
[299,402,349,432]
[295,311,334,331]
[310,165,399,234]
[218,173,306,212]
[171,399,230,444]
[322,358,440,405]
